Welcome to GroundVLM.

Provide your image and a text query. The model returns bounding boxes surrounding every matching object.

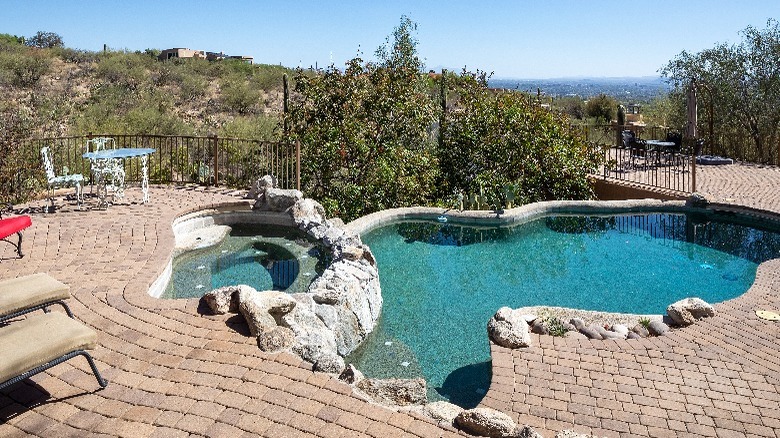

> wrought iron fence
[0,134,300,204]
[578,124,693,193]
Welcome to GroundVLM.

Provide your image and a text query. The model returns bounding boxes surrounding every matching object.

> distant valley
[488,76,671,102]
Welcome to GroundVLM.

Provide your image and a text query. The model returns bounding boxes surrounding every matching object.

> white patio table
[82,148,155,207]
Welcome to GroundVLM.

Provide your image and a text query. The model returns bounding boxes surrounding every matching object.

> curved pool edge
[345,199,688,235]
[147,202,298,299]
[346,198,780,412]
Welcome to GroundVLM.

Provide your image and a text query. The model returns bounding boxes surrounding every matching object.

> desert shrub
[0,33,24,46]
[0,50,50,87]
[252,64,288,90]
[178,72,207,101]
[52,46,99,64]
[0,104,40,203]
[123,105,191,135]
[440,71,600,209]
[220,75,261,114]
[95,52,152,89]
[219,114,280,140]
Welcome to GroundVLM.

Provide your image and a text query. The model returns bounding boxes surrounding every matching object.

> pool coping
[345,197,780,411]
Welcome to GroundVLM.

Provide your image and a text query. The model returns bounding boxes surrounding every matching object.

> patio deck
[1,162,779,437]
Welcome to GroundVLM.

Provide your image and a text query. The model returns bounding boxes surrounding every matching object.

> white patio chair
[41,146,84,207]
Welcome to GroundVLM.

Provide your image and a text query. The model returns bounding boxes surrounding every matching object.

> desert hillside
[0,38,293,143]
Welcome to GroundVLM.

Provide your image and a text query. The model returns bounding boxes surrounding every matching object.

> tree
[285,18,439,221]
[439,71,601,208]
[661,19,780,163]
[555,96,585,120]
[0,33,24,46]
[375,15,423,72]
[25,31,64,49]
[585,94,617,122]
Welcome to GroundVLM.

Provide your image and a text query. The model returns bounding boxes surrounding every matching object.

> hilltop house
[158,48,206,61]
[158,48,253,64]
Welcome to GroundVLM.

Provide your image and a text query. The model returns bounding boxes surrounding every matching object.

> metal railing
[578,124,693,194]
[0,134,300,204]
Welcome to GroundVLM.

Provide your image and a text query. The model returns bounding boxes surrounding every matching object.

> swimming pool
[161,224,329,299]
[347,209,780,407]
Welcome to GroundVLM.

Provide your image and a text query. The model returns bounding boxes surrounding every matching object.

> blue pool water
[348,212,780,407]
[162,224,328,299]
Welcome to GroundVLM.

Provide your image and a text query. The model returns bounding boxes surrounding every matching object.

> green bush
[585,93,617,122]
[95,52,152,89]
[440,71,600,209]
[219,114,280,140]
[220,75,261,114]
[0,50,50,87]
[286,51,440,221]
[0,33,24,46]
[252,64,288,90]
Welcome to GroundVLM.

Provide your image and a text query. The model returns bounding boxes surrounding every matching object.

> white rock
[238,289,297,336]
[488,307,532,348]
[455,408,516,437]
[667,297,715,326]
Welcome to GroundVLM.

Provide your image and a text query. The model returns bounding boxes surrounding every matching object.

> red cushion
[0,216,32,240]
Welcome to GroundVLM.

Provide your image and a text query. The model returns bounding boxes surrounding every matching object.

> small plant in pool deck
[639,317,651,329]
[545,316,569,337]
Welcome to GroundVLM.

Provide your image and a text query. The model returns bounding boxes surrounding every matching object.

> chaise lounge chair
[0,273,72,322]
[0,312,107,390]
[0,274,107,391]
[0,214,32,259]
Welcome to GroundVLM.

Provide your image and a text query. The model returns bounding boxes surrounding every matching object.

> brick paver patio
[1,162,779,437]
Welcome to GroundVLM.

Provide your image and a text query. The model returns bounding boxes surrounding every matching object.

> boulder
[311,288,342,305]
[283,300,339,363]
[531,319,549,335]
[488,307,532,348]
[256,326,295,352]
[291,198,327,230]
[355,378,427,406]
[667,297,715,326]
[611,324,629,336]
[631,324,650,338]
[520,314,537,323]
[338,364,364,384]
[595,325,626,340]
[238,289,297,336]
[514,425,544,438]
[455,407,516,437]
[627,331,642,340]
[203,284,251,314]
[570,318,586,331]
[647,320,670,336]
[314,300,364,356]
[263,188,303,212]
[247,175,277,199]
[423,401,463,427]
[313,354,345,374]
[580,326,603,340]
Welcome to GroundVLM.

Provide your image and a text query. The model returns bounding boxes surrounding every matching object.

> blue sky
[2,0,779,79]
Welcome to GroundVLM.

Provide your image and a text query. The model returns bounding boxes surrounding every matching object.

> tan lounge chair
[0,273,72,322]
[0,312,107,390]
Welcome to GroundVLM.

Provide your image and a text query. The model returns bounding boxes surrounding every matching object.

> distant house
[158,48,206,61]
[159,48,253,64]
[206,52,253,64]
[228,55,253,64]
